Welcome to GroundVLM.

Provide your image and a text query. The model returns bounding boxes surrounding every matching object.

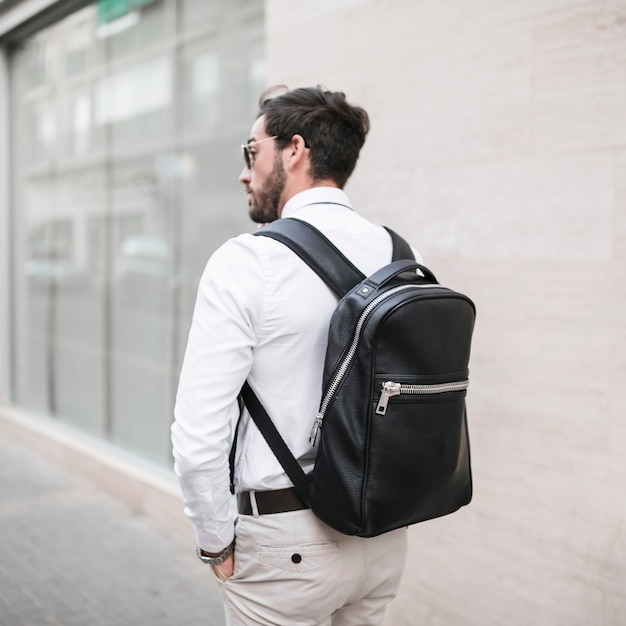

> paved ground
[0,433,225,626]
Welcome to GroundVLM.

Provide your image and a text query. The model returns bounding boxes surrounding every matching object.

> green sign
[97,0,157,25]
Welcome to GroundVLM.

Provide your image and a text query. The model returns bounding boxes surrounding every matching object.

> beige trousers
[214,508,408,626]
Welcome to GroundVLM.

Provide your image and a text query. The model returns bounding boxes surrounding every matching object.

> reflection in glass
[28,103,57,162]
[65,10,94,75]
[71,91,92,154]
[10,0,266,466]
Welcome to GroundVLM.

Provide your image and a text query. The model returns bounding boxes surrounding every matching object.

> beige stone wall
[267,1,626,624]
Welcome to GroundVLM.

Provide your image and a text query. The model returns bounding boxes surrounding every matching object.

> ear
[284,134,309,172]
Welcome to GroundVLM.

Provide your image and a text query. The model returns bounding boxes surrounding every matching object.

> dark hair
[258,85,370,188]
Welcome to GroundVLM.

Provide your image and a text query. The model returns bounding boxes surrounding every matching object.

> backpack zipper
[375,380,470,416]
[309,283,434,445]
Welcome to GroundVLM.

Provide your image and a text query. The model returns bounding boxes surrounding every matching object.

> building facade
[2,1,626,625]
[1,0,264,466]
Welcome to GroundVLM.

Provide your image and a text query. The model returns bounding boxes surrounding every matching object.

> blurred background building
[1,1,625,625]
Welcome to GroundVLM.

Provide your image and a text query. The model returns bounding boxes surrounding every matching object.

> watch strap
[196,540,235,565]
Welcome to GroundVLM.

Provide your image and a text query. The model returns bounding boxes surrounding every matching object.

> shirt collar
[280,187,353,219]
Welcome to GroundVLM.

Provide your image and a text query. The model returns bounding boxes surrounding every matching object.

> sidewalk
[0,432,225,626]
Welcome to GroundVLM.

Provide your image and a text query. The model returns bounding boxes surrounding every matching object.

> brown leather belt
[237,487,308,516]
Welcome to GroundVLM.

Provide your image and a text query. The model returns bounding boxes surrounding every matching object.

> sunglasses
[241,136,278,169]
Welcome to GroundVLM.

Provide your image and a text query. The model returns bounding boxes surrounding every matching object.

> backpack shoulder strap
[241,381,311,502]
[255,219,416,296]
[385,227,415,262]
[254,218,364,298]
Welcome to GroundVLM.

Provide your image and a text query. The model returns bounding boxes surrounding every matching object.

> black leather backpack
[241,218,475,537]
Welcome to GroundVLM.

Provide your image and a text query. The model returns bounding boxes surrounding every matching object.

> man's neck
[278,178,339,217]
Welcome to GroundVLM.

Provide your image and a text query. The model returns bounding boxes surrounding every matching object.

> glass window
[182,43,220,131]
[9,0,266,466]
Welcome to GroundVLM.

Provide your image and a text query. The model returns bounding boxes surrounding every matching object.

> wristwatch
[196,540,235,565]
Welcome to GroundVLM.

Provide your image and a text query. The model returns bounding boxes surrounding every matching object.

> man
[172,86,421,625]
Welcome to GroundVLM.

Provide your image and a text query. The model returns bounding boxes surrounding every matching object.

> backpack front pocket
[374,374,469,415]
[361,373,472,534]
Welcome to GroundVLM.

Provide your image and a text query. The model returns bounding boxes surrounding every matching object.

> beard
[247,153,286,224]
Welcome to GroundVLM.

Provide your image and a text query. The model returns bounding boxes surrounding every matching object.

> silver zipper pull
[376,382,402,415]
[308,414,323,446]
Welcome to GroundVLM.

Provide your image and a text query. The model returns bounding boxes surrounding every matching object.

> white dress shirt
[171,187,422,551]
